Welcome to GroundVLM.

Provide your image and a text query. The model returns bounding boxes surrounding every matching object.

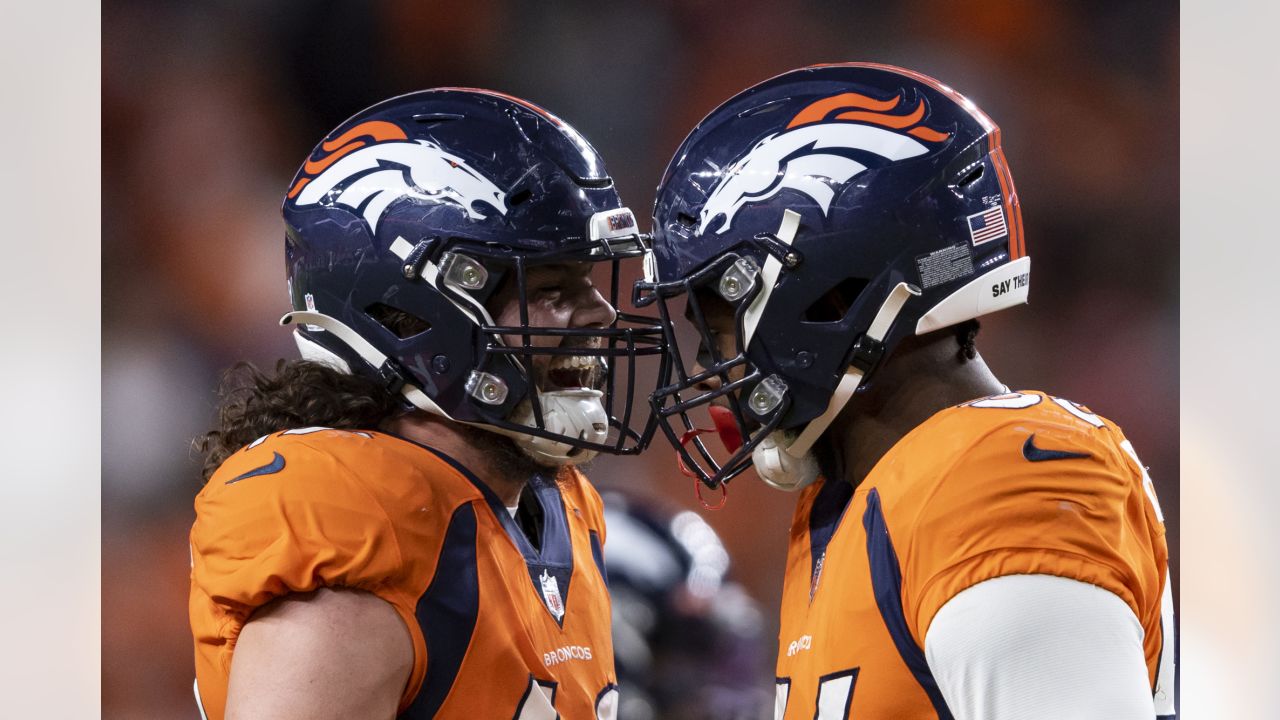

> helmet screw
[783,252,801,268]
[796,351,814,368]
[717,255,759,302]
[747,374,787,416]
[431,355,450,374]
[403,263,416,278]
[440,252,490,290]
[465,370,509,405]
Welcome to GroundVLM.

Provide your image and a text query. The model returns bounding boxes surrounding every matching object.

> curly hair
[195,360,403,482]
[955,318,980,361]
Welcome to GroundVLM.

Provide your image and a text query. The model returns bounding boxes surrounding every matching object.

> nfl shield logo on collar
[540,569,565,621]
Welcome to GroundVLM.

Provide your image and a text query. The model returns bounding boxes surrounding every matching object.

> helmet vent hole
[412,112,464,124]
[366,302,432,339]
[737,98,788,118]
[802,277,869,323]
[509,188,532,207]
[957,163,984,188]
[576,177,614,189]
[676,212,697,228]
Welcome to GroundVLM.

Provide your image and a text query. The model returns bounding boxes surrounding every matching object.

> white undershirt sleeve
[924,574,1157,720]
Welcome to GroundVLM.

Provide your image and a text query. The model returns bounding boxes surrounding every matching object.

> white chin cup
[752,429,820,492]
[510,389,608,466]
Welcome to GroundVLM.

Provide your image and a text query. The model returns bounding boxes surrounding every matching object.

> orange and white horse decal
[288,120,507,234]
[698,92,950,235]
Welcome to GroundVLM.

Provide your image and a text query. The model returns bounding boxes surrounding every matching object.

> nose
[571,285,617,330]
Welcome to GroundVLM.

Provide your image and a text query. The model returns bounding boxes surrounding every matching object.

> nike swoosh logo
[1022,434,1091,463]
[227,452,286,484]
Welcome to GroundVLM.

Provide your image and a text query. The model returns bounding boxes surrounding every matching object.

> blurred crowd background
[103,1,1178,717]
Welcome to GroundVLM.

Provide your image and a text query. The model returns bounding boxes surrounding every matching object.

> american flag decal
[966,206,1008,246]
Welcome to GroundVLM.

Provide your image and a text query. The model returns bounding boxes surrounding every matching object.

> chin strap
[282,310,449,417]
[753,281,921,491]
[281,310,606,466]
[743,209,801,350]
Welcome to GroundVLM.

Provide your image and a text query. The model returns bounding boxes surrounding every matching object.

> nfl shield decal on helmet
[540,568,565,621]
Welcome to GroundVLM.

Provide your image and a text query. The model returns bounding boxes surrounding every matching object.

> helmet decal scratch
[290,120,508,235]
[282,89,665,465]
[645,64,1027,489]
[697,92,950,236]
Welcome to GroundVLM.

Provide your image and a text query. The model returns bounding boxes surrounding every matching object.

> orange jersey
[190,428,617,719]
[774,391,1171,719]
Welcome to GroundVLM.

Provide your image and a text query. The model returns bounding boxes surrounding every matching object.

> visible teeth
[550,355,604,371]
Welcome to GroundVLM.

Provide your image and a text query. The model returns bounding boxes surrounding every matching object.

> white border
[2,0,101,714]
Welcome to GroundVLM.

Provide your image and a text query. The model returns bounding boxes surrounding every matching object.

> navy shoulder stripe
[863,488,954,720]
[589,529,607,587]
[403,503,480,717]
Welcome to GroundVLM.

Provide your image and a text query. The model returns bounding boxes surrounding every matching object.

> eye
[533,284,564,299]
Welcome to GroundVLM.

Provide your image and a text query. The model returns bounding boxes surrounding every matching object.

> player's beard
[454,422,587,499]
[454,420,546,481]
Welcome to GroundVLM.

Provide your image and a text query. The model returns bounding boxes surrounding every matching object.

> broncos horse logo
[288,120,507,235]
[698,92,951,235]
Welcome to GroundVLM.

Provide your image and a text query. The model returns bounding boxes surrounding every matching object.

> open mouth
[546,355,608,391]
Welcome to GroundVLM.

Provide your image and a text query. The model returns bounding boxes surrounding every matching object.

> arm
[226,587,413,720]
[924,574,1156,720]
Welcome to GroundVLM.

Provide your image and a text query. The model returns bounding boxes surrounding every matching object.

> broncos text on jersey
[774,391,1173,719]
[189,428,618,719]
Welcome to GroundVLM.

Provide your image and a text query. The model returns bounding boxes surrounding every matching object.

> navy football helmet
[635,64,1030,490]
[282,88,665,464]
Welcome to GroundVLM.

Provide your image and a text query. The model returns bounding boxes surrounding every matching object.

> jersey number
[775,669,859,720]
[513,675,618,720]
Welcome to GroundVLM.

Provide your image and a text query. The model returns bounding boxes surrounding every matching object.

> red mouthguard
[707,405,744,453]
[674,425,730,510]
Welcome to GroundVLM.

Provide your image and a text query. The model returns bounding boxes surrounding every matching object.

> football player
[635,64,1175,719]
[189,89,663,719]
